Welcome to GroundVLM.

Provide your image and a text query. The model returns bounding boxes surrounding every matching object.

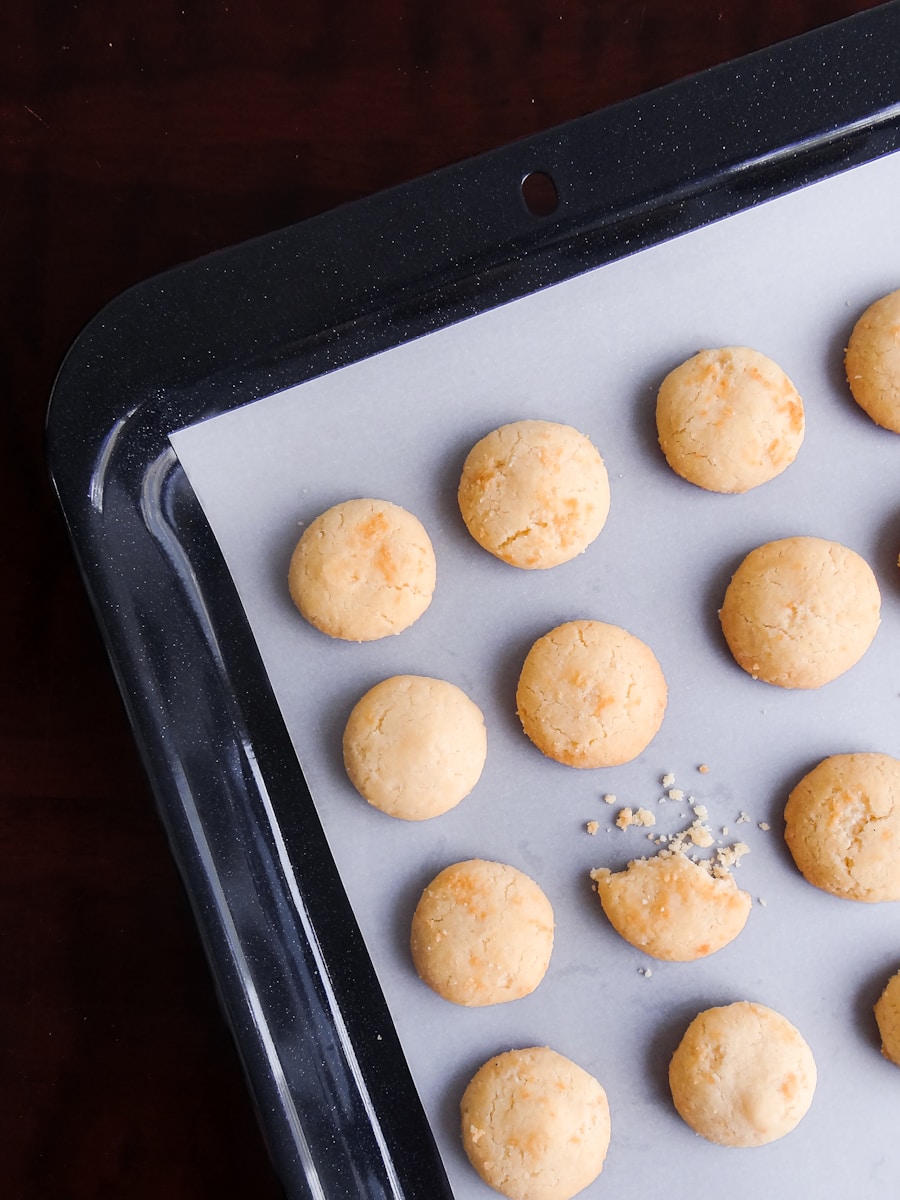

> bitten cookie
[845,286,900,432]
[719,536,881,688]
[516,620,667,768]
[784,752,900,902]
[288,498,436,641]
[656,346,805,492]
[461,1046,611,1200]
[875,969,900,1066]
[457,419,610,569]
[592,851,751,961]
[410,859,554,1005]
[669,1002,816,1147]
[342,675,486,820]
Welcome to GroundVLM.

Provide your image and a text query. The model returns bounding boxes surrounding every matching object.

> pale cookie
[656,346,805,492]
[288,498,436,641]
[719,536,881,688]
[460,1046,611,1200]
[874,969,900,1065]
[342,675,486,820]
[410,859,554,1005]
[516,619,667,768]
[669,1002,816,1147]
[845,286,900,432]
[784,752,900,902]
[591,851,751,961]
[457,419,610,569]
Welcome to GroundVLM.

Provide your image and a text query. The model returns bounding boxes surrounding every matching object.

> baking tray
[47,7,900,1199]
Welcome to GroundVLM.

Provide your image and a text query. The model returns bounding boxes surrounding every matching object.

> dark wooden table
[1,1,885,1195]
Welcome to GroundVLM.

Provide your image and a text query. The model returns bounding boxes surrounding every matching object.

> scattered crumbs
[616,807,656,830]
[638,966,653,978]
[737,811,751,824]
[698,763,710,774]
[758,821,770,832]
[722,826,729,837]
[692,804,708,821]
[687,821,714,849]
[668,788,685,801]
[661,772,676,788]
[586,820,600,836]
[602,793,617,805]
[715,841,750,871]
[759,897,768,907]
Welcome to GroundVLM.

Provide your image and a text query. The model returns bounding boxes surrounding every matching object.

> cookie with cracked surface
[669,1002,816,1147]
[784,752,900,902]
[592,850,751,961]
[410,859,553,1005]
[656,346,805,492]
[457,418,610,568]
[719,535,880,688]
[460,1046,611,1200]
[342,675,486,820]
[288,498,436,641]
[845,286,900,432]
[875,969,900,1065]
[516,619,667,768]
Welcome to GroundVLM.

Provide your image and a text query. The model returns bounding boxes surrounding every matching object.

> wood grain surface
[0,1,885,1195]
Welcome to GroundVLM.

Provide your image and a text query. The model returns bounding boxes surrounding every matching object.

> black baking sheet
[47,6,900,1198]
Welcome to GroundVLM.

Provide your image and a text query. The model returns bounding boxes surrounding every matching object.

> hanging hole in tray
[521,170,559,217]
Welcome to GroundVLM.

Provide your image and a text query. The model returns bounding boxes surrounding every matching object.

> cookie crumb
[586,820,600,835]
[737,811,750,824]
[698,763,710,774]
[758,897,767,907]
[602,793,617,805]
[639,967,653,978]
[668,788,685,801]
[662,772,676,788]
[616,807,656,830]
[758,821,770,832]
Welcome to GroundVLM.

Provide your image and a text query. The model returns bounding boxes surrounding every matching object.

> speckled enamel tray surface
[48,7,900,1198]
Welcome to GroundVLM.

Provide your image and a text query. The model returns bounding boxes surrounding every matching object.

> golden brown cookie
[875,969,900,1066]
[516,619,667,768]
[457,419,610,569]
[784,752,900,902]
[656,346,805,492]
[288,498,436,641]
[460,1046,611,1200]
[719,536,881,688]
[342,675,486,821]
[410,859,554,1005]
[669,1002,817,1147]
[845,287,900,432]
[592,851,751,961]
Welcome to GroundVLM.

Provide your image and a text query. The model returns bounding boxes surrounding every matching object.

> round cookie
[342,675,486,821]
[516,619,667,768]
[874,969,900,1066]
[656,346,805,492]
[410,859,554,1006]
[669,1002,816,1148]
[460,1046,611,1200]
[719,536,881,688]
[457,419,610,569]
[288,498,436,641]
[845,286,900,432]
[784,752,900,902]
[592,851,751,961]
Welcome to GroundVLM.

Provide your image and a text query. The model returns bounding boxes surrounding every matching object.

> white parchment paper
[171,150,900,1199]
